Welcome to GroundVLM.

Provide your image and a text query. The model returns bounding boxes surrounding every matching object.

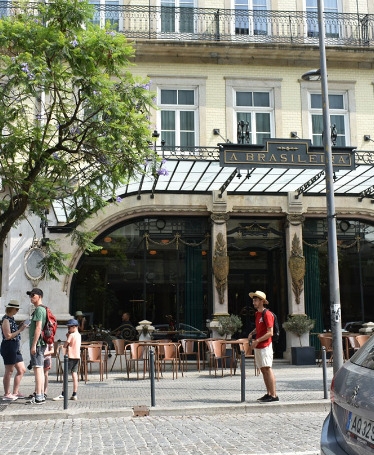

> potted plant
[216,314,243,339]
[283,314,316,365]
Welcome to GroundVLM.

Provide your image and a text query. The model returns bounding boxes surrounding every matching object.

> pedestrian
[248,290,279,402]
[27,341,54,401]
[25,288,47,405]
[0,300,28,400]
[75,311,88,333]
[53,319,81,401]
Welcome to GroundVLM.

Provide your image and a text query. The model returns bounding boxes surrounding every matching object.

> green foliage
[0,0,156,278]
[282,314,315,347]
[217,314,243,338]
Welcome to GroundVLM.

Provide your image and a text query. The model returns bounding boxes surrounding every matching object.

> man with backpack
[26,288,47,405]
[248,290,279,403]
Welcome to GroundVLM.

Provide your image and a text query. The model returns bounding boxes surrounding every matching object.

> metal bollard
[240,350,245,402]
[322,346,328,399]
[149,348,156,407]
[63,354,68,410]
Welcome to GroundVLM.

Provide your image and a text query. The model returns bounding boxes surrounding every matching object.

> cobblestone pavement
[0,411,326,455]
[0,362,332,454]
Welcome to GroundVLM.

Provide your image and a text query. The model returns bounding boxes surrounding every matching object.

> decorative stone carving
[288,233,305,304]
[211,213,230,224]
[212,232,229,304]
[286,214,305,226]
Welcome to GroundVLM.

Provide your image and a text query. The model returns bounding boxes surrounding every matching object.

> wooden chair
[84,344,104,383]
[356,334,371,347]
[318,333,334,366]
[348,336,360,356]
[51,341,63,382]
[179,339,200,372]
[237,338,260,376]
[209,340,234,377]
[125,343,147,380]
[110,338,127,372]
[157,342,182,380]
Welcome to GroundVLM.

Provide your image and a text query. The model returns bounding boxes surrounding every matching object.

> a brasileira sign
[219,138,356,170]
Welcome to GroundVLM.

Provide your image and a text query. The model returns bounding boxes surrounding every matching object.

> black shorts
[1,340,23,365]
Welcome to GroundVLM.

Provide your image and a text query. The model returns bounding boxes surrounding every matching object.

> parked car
[321,334,374,454]
[152,323,208,341]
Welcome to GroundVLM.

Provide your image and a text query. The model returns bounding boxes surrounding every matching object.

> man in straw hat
[248,290,279,402]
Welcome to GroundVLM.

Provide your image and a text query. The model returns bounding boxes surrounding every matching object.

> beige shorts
[254,343,273,368]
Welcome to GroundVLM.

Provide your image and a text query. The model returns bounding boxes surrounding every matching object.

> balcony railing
[1,3,373,47]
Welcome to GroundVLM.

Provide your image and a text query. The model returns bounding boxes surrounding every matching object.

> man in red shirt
[248,290,279,402]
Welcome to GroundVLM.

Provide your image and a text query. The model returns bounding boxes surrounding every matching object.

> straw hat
[5,300,20,309]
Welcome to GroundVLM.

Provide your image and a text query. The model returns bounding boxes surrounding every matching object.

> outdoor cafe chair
[110,338,127,372]
[179,339,200,372]
[237,338,260,376]
[125,342,147,380]
[83,344,104,383]
[156,342,182,380]
[356,334,371,347]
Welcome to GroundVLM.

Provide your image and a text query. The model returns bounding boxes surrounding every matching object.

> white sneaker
[52,394,64,401]
[70,395,77,401]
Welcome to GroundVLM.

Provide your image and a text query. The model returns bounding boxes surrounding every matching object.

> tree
[0,0,156,278]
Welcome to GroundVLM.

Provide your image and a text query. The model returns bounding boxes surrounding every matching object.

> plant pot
[291,346,316,365]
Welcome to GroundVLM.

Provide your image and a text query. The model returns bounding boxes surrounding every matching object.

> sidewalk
[0,361,333,421]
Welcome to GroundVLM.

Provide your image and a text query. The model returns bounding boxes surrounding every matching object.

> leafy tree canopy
[0,0,155,278]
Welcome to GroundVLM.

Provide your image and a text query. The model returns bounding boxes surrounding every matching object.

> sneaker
[14,392,25,399]
[257,394,270,402]
[70,395,77,401]
[260,395,279,403]
[52,395,64,401]
[2,394,17,401]
[25,396,44,405]
[44,393,47,400]
[27,392,36,399]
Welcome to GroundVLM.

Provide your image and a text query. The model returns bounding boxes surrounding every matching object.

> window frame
[225,77,282,145]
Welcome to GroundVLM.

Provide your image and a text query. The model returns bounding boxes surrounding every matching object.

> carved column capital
[211,213,230,224]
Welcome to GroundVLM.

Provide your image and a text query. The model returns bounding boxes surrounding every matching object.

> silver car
[321,334,374,454]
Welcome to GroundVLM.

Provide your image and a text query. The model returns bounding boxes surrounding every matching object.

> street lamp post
[302,0,344,374]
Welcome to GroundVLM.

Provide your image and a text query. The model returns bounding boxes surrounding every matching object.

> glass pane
[235,0,249,35]
[180,111,194,131]
[180,131,195,147]
[329,95,344,109]
[180,7,194,34]
[256,112,270,132]
[236,92,252,107]
[162,131,176,147]
[237,112,252,143]
[161,90,177,105]
[256,132,271,144]
[331,115,345,134]
[161,110,175,130]
[312,114,323,145]
[253,92,270,107]
[161,6,176,33]
[311,94,322,109]
[178,90,194,105]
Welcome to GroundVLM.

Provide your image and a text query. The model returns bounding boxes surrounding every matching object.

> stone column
[207,191,230,338]
[284,192,309,355]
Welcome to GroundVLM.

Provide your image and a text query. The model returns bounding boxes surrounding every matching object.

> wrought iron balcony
[82,5,374,47]
[1,3,373,47]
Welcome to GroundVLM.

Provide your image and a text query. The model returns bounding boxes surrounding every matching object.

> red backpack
[41,305,58,344]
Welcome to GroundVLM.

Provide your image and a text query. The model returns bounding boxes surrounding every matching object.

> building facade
[2,0,374,362]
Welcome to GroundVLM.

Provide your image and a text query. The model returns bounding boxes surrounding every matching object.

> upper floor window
[235,0,268,36]
[235,90,273,144]
[309,93,348,146]
[306,0,340,38]
[161,0,195,34]
[89,0,119,30]
[159,88,197,148]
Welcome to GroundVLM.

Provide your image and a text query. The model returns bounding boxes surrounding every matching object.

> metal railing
[1,3,373,47]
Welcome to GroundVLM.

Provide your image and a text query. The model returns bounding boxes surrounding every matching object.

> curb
[0,399,331,422]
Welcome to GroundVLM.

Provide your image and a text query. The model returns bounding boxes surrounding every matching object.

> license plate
[346,411,374,448]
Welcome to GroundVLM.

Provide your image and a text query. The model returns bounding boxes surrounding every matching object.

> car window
[350,336,374,369]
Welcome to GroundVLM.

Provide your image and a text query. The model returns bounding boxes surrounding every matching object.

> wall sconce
[249,251,257,257]
[103,236,112,243]
[213,128,230,143]
[290,131,299,138]
[161,239,169,244]
[201,250,207,256]
[149,250,157,255]
[364,135,374,142]
[101,249,108,255]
